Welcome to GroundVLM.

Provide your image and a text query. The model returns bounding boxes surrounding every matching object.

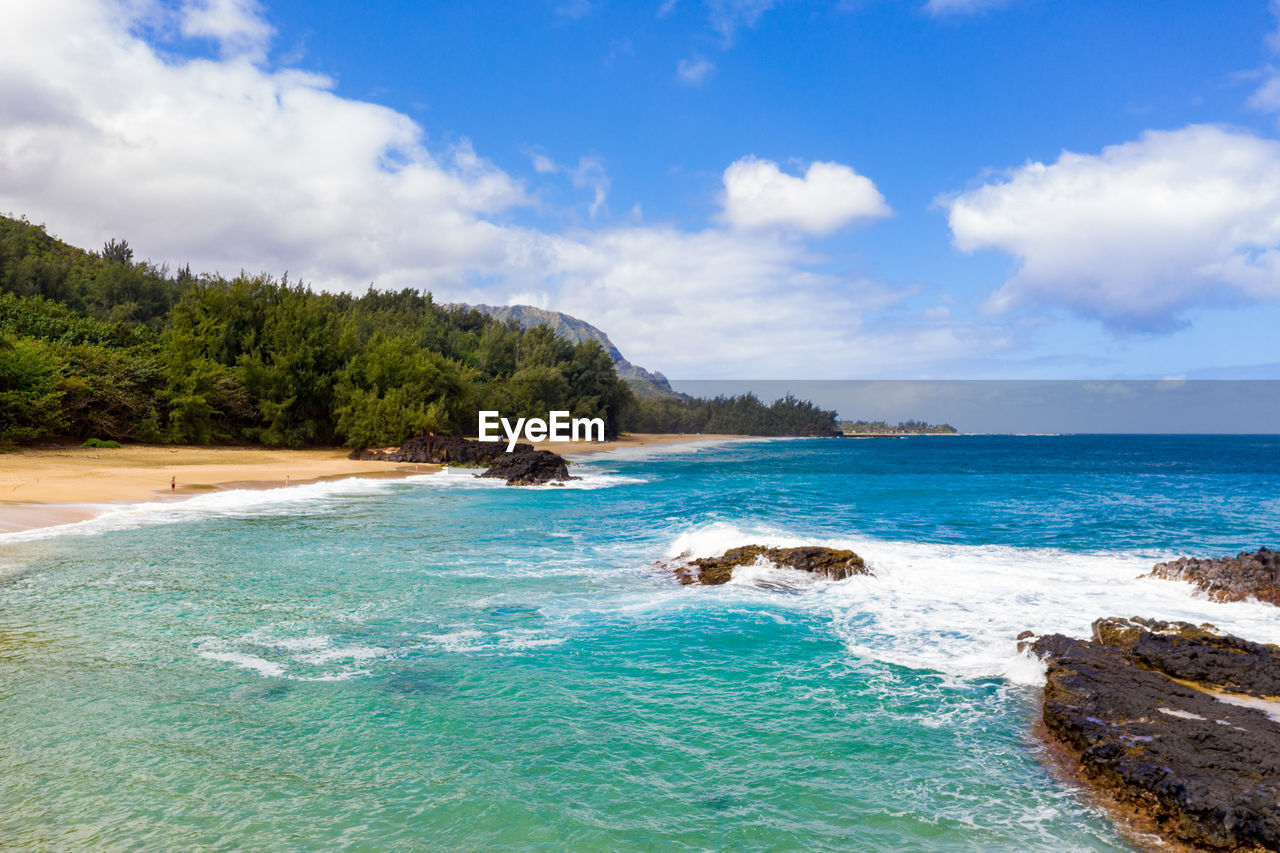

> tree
[335,335,476,447]
[0,335,67,442]
[100,238,133,265]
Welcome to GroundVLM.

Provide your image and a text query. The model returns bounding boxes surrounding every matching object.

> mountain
[452,303,684,400]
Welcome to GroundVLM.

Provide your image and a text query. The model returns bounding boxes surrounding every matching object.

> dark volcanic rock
[349,434,531,465]
[479,450,576,486]
[1148,547,1280,606]
[1028,617,1280,851]
[668,545,870,586]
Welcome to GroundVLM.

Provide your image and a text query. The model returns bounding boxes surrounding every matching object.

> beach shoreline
[0,434,745,534]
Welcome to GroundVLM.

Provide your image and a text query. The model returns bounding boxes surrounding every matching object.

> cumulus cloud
[676,55,716,85]
[0,0,991,377]
[721,157,890,236]
[0,0,524,292]
[942,125,1280,330]
[507,225,1001,377]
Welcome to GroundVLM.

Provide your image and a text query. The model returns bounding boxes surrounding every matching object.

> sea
[3,435,1280,851]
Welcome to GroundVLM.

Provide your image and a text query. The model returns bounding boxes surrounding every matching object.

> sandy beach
[0,434,742,534]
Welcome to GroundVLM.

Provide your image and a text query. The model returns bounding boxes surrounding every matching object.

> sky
[3,0,1280,380]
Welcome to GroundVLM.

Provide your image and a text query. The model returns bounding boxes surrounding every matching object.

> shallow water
[3,435,1278,850]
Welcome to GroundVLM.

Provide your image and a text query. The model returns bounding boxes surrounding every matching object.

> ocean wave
[412,465,647,490]
[662,522,1280,686]
[0,477,400,546]
[0,465,646,547]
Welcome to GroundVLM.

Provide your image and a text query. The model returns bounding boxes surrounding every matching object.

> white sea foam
[663,522,1280,686]
[420,626,567,654]
[0,477,398,545]
[0,464,643,547]
[412,465,647,490]
[195,633,394,681]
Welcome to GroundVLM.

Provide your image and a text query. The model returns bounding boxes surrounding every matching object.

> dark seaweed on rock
[1027,617,1280,851]
[668,545,870,586]
[1148,547,1280,606]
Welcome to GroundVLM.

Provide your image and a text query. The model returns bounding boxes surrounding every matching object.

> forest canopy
[0,215,838,446]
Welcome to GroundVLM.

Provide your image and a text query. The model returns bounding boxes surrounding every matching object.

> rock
[479,450,576,486]
[1028,617,1280,850]
[348,434,531,465]
[1148,547,1280,606]
[666,545,870,586]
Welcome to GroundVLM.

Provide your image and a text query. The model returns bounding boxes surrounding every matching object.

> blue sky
[3,1,1280,379]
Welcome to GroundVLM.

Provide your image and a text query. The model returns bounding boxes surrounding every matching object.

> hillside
[454,304,683,400]
[0,214,838,445]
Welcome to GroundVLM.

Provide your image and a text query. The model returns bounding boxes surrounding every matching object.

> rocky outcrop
[1026,617,1280,851]
[1148,548,1280,606]
[666,545,869,586]
[479,450,576,486]
[349,434,531,465]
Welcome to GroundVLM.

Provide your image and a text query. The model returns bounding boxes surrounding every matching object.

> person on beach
[170,475,176,493]
[286,475,291,487]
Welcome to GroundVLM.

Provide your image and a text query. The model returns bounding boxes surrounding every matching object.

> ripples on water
[3,436,1278,850]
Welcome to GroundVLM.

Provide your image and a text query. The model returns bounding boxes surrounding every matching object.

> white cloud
[706,0,779,43]
[0,0,994,378]
[0,0,523,291]
[1249,70,1280,114]
[922,0,1012,15]
[676,55,716,85]
[528,151,558,174]
[521,151,611,217]
[503,225,999,377]
[942,125,1280,330]
[721,156,890,236]
[179,0,274,60]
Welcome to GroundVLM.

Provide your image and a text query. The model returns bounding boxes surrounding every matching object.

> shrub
[83,437,121,448]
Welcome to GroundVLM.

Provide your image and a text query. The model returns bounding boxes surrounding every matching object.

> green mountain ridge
[451,303,684,400]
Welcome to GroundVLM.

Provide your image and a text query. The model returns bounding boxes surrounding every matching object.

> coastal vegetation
[0,215,838,446]
[838,419,957,435]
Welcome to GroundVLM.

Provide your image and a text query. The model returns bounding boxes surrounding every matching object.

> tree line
[838,419,957,434]
[0,215,838,446]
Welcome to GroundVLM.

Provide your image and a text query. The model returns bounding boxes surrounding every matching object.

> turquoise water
[4,436,1280,851]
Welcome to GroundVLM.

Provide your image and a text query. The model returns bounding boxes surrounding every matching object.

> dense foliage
[629,393,838,436]
[0,215,837,446]
[838,419,957,434]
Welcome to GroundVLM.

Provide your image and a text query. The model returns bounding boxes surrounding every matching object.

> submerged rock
[1027,617,1280,850]
[667,545,869,586]
[1147,547,1280,606]
[479,450,576,486]
[349,434,531,465]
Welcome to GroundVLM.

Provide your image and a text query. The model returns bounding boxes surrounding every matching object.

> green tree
[335,335,475,447]
[0,335,67,442]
